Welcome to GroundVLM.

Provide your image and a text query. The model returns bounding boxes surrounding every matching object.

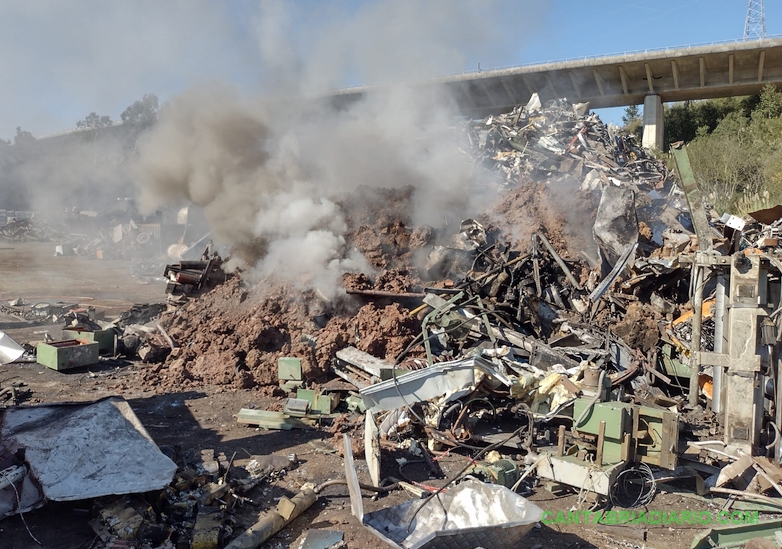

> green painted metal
[277,357,303,381]
[691,518,782,549]
[573,399,632,465]
[295,389,339,414]
[345,394,367,413]
[36,339,100,371]
[422,291,466,365]
[670,142,713,252]
[660,343,691,378]
[573,400,632,439]
[572,398,679,469]
[62,329,115,354]
[236,409,310,430]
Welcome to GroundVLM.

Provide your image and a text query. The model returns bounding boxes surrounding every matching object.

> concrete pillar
[641,94,664,151]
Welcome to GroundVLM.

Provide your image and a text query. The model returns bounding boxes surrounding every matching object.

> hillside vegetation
[626,84,782,215]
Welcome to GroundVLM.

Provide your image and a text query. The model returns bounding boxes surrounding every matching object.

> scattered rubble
[9,97,782,549]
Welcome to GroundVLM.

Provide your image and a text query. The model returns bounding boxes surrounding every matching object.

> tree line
[0,94,160,211]
[623,84,782,215]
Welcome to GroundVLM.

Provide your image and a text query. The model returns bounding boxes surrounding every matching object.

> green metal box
[278,357,303,381]
[573,399,633,465]
[62,329,115,355]
[37,339,100,371]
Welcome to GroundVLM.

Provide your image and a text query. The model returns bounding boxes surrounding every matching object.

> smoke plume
[134,0,543,297]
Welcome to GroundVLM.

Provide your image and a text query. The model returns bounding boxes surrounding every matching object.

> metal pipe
[713,273,726,413]
[346,289,426,299]
[690,265,705,406]
[776,350,782,464]
[557,425,566,456]
[537,233,582,290]
[224,489,317,549]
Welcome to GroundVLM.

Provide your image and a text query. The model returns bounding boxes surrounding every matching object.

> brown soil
[318,302,419,363]
[488,181,599,260]
[612,302,661,352]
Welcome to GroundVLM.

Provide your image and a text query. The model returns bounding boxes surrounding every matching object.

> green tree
[665,97,745,146]
[76,112,113,130]
[13,126,35,147]
[622,105,640,125]
[622,104,643,140]
[120,93,159,131]
[677,86,782,214]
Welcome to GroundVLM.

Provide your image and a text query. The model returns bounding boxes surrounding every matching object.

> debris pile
[10,97,782,549]
[157,97,782,533]
[163,250,230,307]
[89,448,298,549]
[470,94,671,193]
[0,218,68,242]
[1,298,83,324]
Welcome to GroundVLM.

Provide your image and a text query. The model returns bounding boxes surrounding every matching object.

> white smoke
[136,0,545,297]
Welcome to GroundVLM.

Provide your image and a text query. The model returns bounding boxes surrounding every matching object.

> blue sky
[0,0,778,138]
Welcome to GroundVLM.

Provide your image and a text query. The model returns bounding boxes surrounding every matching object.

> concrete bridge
[331,37,782,150]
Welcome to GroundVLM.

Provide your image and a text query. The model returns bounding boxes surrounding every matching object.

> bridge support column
[642,95,664,151]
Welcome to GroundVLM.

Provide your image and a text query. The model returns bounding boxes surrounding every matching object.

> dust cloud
[135,0,544,297]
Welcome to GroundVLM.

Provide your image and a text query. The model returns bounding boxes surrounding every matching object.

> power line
[744,0,766,40]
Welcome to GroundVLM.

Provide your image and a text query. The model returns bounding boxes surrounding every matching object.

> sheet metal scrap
[467,97,672,193]
[344,435,543,549]
[0,397,177,521]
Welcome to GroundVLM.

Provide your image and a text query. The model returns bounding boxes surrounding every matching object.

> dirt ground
[0,243,723,549]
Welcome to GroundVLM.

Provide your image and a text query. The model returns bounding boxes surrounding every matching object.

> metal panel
[536,455,624,496]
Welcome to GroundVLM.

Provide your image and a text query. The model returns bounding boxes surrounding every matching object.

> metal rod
[346,289,426,298]
[537,233,582,290]
[557,425,566,457]
[713,273,726,413]
[531,236,542,297]
[690,265,705,406]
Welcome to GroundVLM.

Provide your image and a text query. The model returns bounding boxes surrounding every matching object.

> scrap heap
[9,96,782,549]
[0,217,66,242]
[111,97,782,546]
[241,97,782,517]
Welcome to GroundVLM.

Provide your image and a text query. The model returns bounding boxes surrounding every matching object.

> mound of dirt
[140,270,421,391]
[489,181,599,260]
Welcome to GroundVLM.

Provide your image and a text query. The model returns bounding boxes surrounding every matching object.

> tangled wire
[609,462,656,508]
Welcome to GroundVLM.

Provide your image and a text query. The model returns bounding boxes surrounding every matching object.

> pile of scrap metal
[0,380,29,406]
[164,248,230,307]
[322,137,782,521]
[0,297,83,324]
[0,202,216,260]
[89,450,298,549]
[111,303,173,362]
[0,397,300,549]
[468,93,671,193]
[0,217,65,242]
[56,218,153,258]
[16,303,172,371]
